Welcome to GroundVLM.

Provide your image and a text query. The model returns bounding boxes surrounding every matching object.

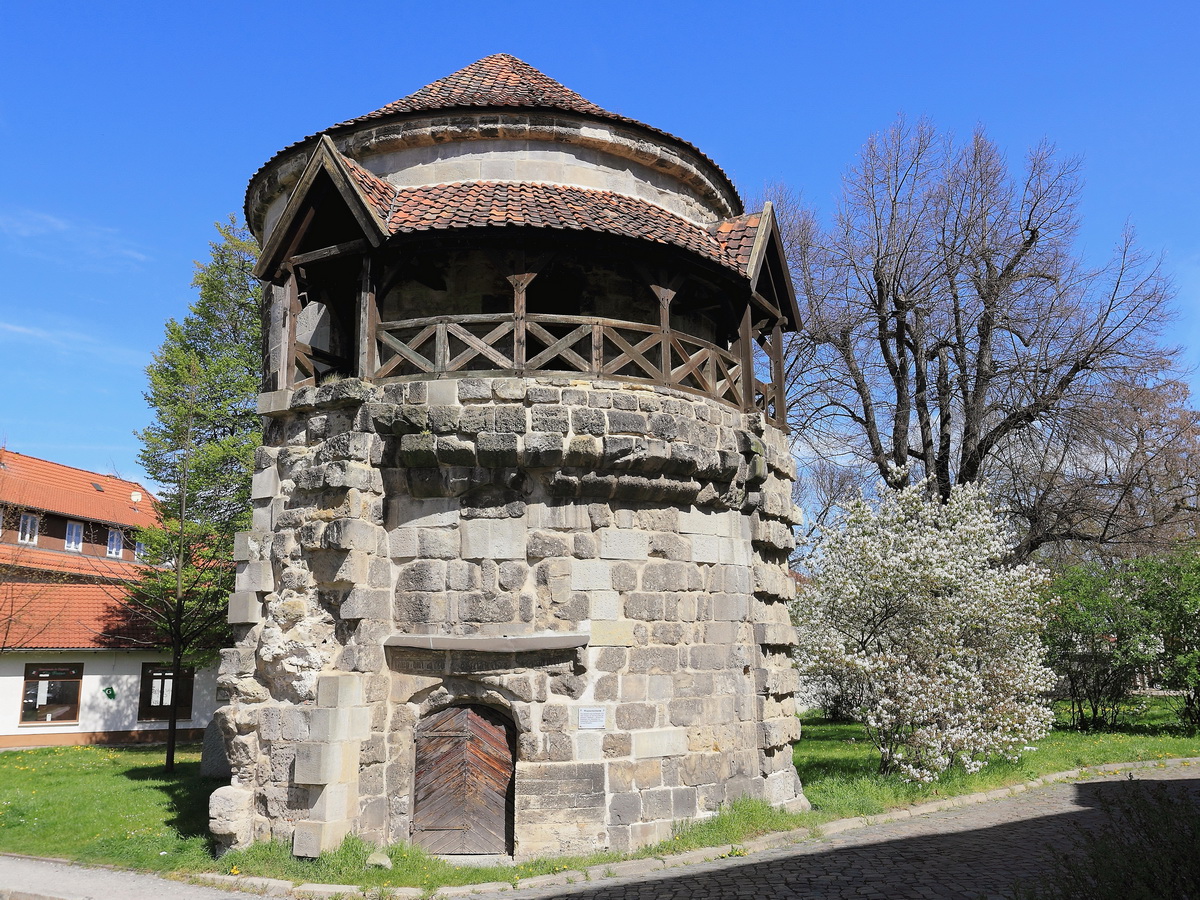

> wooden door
[412,705,515,855]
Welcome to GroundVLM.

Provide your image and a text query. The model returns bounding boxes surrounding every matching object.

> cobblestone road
[510,765,1200,900]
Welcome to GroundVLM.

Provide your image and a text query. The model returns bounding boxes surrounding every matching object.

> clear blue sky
[1,1,1197,486]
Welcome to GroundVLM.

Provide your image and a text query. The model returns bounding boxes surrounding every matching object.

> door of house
[411,704,515,855]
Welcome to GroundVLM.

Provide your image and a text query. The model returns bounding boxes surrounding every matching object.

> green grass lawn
[0,705,1194,893]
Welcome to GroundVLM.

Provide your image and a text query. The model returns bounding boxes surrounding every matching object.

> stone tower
[210,54,807,860]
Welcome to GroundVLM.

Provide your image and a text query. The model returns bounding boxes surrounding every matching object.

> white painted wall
[0,651,219,740]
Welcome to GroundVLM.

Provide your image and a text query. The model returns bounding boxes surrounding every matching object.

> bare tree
[779,118,1197,560]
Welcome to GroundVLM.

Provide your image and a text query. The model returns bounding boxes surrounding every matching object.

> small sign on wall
[578,707,607,730]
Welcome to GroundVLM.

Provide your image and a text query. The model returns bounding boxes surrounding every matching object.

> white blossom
[792,480,1055,782]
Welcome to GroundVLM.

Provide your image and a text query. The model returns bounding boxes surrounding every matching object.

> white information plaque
[578,707,607,730]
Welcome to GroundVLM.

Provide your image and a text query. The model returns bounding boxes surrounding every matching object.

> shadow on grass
[120,756,225,846]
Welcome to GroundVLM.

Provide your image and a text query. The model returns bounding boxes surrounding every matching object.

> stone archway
[411,704,516,855]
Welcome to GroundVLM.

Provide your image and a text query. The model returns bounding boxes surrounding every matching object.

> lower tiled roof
[382,180,756,274]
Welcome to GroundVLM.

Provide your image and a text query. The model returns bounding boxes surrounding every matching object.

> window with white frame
[18,513,38,545]
[65,521,84,552]
[134,540,147,562]
[106,528,123,558]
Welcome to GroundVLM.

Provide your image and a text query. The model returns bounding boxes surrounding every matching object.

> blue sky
[1,1,1197,486]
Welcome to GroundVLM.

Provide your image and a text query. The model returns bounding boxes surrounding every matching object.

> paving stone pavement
[505,763,1200,900]
[0,762,1196,899]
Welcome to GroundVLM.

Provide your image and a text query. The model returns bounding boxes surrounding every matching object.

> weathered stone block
[590,621,636,646]
[460,518,526,559]
[227,591,262,625]
[317,672,363,708]
[294,742,345,785]
[570,559,611,590]
[235,560,274,593]
[631,728,688,759]
[251,466,280,500]
[477,432,519,467]
[292,819,351,858]
[597,528,649,560]
[322,518,381,552]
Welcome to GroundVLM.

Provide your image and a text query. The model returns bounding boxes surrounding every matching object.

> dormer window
[65,521,84,553]
[18,513,38,546]
[106,528,123,559]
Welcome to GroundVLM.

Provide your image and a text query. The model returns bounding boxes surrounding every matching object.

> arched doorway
[411,704,516,855]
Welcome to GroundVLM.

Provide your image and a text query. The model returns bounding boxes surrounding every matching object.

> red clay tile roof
[711,213,763,276]
[0,451,156,530]
[0,543,141,580]
[0,582,147,649]
[380,180,756,274]
[339,154,398,229]
[345,53,613,123]
[249,54,741,222]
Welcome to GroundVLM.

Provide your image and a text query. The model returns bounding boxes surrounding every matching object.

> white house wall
[0,650,219,746]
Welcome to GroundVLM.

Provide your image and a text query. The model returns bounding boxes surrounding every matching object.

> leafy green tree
[114,217,261,771]
[1043,565,1161,730]
[1127,549,1200,728]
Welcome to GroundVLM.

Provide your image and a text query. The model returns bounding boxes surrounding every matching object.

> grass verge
[0,703,1194,893]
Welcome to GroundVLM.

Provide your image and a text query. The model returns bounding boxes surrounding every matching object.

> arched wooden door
[412,704,515,855]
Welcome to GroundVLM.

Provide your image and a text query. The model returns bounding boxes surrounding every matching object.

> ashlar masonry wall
[210,375,807,857]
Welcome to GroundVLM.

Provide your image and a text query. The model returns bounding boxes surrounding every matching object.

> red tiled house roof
[0,450,156,529]
[0,582,149,650]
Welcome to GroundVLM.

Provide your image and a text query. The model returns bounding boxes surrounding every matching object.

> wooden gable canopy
[255,135,392,282]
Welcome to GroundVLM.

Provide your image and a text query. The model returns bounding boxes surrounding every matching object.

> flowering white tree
[793,480,1055,782]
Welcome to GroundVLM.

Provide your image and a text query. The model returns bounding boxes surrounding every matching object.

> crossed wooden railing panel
[372,312,779,422]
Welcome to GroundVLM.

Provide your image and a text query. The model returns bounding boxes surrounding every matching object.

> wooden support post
[770,321,786,429]
[283,272,300,391]
[591,323,603,373]
[738,305,756,412]
[507,273,537,373]
[356,255,377,379]
[651,284,676,384]
[435,322,449,371]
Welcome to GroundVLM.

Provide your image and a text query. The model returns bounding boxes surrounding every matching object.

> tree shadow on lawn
[527,776,1200,900]
[120,756,226,843]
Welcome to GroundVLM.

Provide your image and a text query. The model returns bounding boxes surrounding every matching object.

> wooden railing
[372,312,782,422]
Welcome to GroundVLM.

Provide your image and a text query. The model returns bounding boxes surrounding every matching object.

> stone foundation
[211,375,807,857]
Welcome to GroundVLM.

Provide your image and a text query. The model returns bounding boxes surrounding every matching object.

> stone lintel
[383,632,588,652]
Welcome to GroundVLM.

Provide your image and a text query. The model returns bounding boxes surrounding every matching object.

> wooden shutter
[412,705,515,855]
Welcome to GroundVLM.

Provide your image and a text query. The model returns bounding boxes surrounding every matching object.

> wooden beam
[288,238,370,269]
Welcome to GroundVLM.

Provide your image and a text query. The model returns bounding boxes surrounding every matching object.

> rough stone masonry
[209,53,809,859]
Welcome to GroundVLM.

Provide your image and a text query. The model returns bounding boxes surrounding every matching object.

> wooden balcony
[362,311,784,427]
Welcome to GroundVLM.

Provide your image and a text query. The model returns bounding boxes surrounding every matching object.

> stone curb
[8,757,1200,900]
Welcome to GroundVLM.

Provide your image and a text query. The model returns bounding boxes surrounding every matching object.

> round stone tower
[211,54,807,860]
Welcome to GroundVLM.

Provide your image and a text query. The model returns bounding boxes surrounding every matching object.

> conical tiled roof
[342,53,613,123]
[247,54,741,225]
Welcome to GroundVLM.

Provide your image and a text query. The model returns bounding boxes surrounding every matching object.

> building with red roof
[0,449,218,747]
